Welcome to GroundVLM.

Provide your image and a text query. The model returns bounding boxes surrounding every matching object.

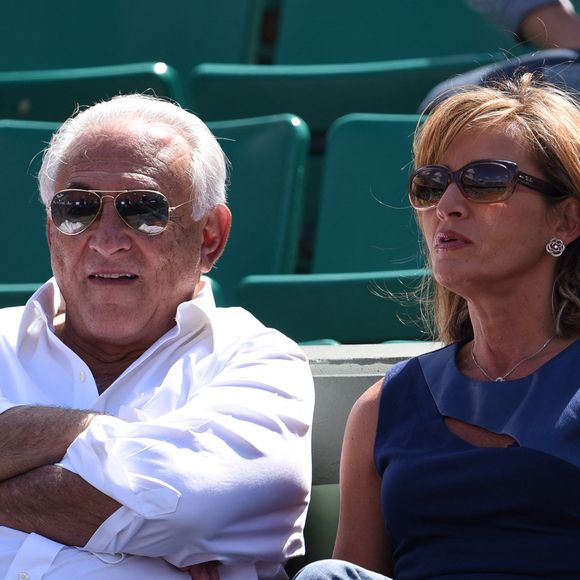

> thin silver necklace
[471,334,556,382]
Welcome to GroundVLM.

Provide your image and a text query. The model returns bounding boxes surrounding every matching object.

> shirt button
[18,572,30,580]
[79,371,86,382]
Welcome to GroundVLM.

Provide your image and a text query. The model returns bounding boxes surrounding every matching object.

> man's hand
[181,561,220,580]
[0,464,120,546]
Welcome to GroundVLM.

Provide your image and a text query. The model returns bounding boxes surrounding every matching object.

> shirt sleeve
[465,0,574,35]
[0,399,22,415]
[58,330,314,568]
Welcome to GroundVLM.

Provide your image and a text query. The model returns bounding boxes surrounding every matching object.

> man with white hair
[0,95,314,579]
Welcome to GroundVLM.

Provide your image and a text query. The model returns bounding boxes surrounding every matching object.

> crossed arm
[0,405,120,545]
[0,406,222,579]
[0,344,314,569]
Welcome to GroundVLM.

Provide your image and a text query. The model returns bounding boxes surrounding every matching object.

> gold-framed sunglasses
[50,189,193,235]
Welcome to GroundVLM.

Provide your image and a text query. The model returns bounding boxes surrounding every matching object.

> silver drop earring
[546,238,565,257]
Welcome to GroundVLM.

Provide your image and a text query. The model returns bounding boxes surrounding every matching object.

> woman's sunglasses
[408,159,566,210]
[50,189,194,235]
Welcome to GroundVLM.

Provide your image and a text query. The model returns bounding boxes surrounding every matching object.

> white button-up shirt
[0,278,314,580]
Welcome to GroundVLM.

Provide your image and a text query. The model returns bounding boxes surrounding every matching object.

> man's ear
[46,217,53,249]
[200,204,232,273]
[553,197,580,246]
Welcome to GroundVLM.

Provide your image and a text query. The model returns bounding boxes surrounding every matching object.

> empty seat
[285,483,340,577]
[0,120,57,284]
[0,0,264,78]
[239,269,429,344]
[0,63,183,122]
[191,53,500,129]
[208,114,309,305]
[313,113,424,273]
[275,0,522,64]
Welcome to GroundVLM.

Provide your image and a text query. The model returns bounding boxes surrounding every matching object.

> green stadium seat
[0,284,44,309]
[0,63,183,123]
[274,0,524,64]
[312,113,425,273]
[191,53,501,129]
[192,56,490,270]
[285,483,340,577]
[238,270,429,344]
[0,120,57,284]
[208,114,309,305]
[238,113,431,344]
[0,1,264,79]
[207,277,225,307]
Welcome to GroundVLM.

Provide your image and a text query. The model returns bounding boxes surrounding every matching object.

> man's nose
[87,197,132,255]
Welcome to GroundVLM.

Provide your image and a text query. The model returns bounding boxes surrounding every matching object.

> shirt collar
[16,276,217,352]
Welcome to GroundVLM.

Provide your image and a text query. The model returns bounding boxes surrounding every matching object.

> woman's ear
[552,197,580,246]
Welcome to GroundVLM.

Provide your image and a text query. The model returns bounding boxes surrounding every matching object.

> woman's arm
[333,379,392,576]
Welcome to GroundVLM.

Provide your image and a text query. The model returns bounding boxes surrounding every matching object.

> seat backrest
[313,113,424,274]
[0,120,58,284]
[0,0,264,77]
[238,269,429,344]
[275,0,521,64]
[208,114,310,305]
[191,53,500,129]
[0,63,183,123]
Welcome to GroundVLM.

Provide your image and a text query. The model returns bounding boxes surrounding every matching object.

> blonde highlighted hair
[413,73,580,343]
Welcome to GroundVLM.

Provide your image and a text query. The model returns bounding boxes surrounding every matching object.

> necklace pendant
[470,334,556,383]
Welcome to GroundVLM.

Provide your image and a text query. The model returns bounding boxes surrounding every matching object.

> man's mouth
[89,273,138,280]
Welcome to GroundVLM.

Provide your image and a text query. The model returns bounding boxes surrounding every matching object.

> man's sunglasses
[408,159,566,211]
[50,189,194,235]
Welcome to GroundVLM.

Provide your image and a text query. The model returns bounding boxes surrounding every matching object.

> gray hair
[38,94,227,220]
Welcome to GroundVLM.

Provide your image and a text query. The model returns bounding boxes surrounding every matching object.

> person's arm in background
[466,0,580,48]
[520,3,580,48]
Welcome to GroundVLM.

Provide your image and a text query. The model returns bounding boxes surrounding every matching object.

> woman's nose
[435,182,467,219]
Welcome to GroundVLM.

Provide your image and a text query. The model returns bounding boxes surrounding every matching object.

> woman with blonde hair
[296,73,580,579]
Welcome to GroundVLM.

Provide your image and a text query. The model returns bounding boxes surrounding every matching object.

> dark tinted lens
[51,190,101,234]
[460,162,512,201]
[116,191,169,235]
[410,167,449,208]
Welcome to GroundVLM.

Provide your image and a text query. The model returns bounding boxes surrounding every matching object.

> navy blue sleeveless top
[374,340,580,579]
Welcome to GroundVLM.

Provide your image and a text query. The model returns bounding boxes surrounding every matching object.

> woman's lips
[434,230,472,250]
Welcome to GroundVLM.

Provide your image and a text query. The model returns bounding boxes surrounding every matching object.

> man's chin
[67,307,170,348]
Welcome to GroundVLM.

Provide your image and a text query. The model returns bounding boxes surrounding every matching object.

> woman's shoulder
[351,350,443,419]
[382,343,456,384]
[350,378,384,428]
